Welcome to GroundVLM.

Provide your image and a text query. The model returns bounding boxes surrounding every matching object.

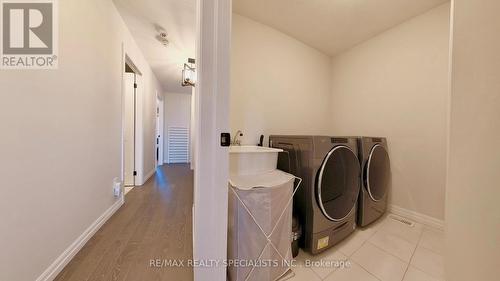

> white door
[124,73,135,186]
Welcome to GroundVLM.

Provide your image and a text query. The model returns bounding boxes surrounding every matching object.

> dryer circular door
[365,144,390,201]
[316,145,360,222]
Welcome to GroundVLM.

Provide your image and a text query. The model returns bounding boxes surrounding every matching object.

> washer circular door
[365,144,390,201]
[316,146,360,221]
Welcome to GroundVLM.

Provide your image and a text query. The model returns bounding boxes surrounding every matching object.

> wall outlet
[113,178,122,198]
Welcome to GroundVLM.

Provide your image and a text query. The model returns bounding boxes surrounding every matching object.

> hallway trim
[36,197,125,281]
[389,204,445,230]
[140,168,156,186]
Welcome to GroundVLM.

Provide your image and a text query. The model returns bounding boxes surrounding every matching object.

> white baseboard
[140,169,156,185]
[389,204,444,230]
[124,186,134,195]
[36,197,124,281]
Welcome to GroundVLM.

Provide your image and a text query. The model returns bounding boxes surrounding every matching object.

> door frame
[123,71,137,187]
[121,51,144,193]
[192,0,231,280]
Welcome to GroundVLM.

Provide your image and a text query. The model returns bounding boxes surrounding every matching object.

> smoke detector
[154,24,169,47]
[156,32,169,46]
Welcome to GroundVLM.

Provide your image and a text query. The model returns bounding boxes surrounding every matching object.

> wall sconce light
[182,58,196,87]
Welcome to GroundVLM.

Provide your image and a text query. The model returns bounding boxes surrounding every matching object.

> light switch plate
[113,178,122,197]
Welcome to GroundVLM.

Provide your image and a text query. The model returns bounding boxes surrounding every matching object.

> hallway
[55,164,194,281]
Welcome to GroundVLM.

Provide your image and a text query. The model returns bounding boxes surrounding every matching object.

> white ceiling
[113,0,448,93]
[233,0,449,56]
[113,0,196,93]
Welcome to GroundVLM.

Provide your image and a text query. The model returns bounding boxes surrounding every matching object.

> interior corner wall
[163,92,192,163]
[0,0,162,280]
[328,3,451,220]
[230,14,331,145]
[446,1,500,280]
[139,72,162,184]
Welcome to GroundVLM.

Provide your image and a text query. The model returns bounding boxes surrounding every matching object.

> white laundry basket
[228,170,300,281]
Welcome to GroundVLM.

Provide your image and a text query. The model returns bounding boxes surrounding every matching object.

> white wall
[231,14,332,145]
[140,76,162,181]
[190,87,196,168]
[446,1,500,280]
[156,96,165,166]
[328,3,450,220]
[0,0,162,280]
[163,92,192,163]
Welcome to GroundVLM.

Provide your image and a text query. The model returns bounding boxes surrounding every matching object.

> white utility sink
[229,146,283,176]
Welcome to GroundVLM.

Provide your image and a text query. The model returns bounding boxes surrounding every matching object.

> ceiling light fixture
[182,58,196,87]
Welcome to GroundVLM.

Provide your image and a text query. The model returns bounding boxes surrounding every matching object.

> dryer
[270,136,360,255]
[357,137,391,227]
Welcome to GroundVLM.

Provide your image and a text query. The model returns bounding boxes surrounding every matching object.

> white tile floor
[284,215,445,281]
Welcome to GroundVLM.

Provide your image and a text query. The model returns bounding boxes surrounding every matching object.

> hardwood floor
[55,164,194,281]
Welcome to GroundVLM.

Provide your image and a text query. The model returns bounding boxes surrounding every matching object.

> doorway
[112,0,231,280]
[123,59,142,194]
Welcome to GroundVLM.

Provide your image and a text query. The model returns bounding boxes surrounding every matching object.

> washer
[357,137,391,227]
[270,136,360,255]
